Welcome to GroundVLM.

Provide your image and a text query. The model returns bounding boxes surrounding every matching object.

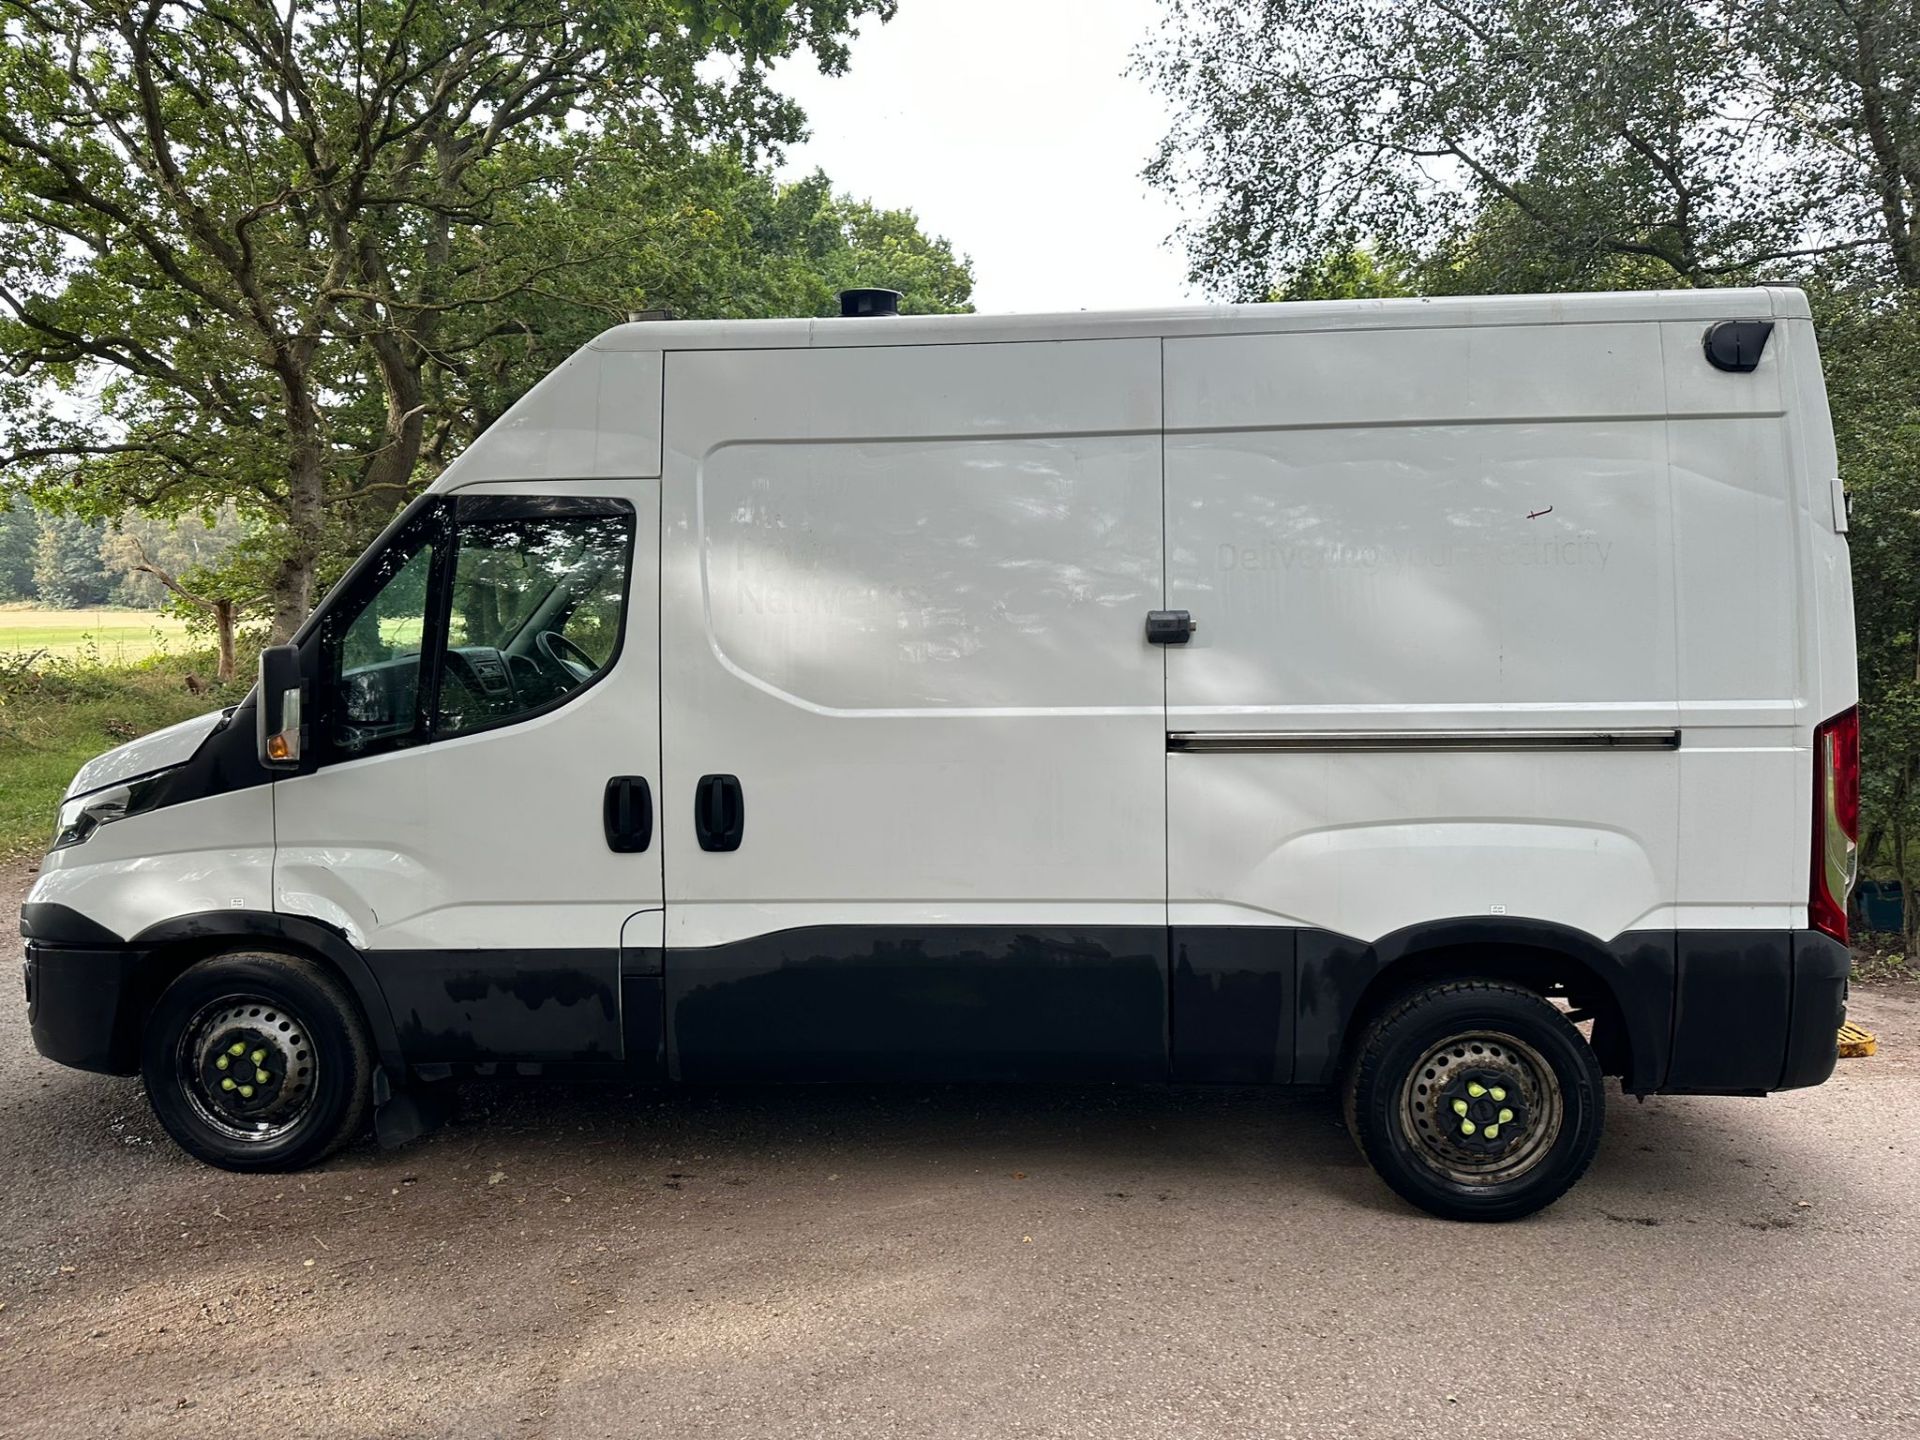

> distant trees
[0,502,247,649]
[30,515,111,609]
[0,506,36,602]
[0,0,966,643]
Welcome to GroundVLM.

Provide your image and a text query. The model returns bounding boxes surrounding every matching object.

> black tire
[1343,979,1603,1222]
[141,951,374,1172]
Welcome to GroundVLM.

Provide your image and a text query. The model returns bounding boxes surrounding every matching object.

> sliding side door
[659,338,1168,1082]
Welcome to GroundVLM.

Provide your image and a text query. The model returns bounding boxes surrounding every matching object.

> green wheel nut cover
[1432,1065,1531,1156]
[215,1055,229,1071]
[238,1084,255,1099]
[220,1077,236,1092]
[228,1041,247,1057]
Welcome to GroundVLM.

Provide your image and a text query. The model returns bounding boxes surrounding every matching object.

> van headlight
[51,768,179,851]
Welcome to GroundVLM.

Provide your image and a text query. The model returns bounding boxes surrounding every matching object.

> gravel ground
[3,859,1917,1439]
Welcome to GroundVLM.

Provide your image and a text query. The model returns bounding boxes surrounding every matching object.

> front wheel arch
[129,912,404,1074]
[140,948,377,1170]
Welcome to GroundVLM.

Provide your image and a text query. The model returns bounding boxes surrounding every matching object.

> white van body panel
[659,339,1167,950]
[27,786,275,941]
[63,709,228,800]
[1156,298,1834,943]
[433,346,664,485]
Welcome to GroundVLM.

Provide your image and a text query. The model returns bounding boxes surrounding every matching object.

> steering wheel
[536,630,598,687]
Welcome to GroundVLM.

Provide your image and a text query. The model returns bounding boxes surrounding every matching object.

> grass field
[0,605,194,663]
[0,648,244,859]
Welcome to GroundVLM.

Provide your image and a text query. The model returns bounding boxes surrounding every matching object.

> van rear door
[658,338,1168,1081]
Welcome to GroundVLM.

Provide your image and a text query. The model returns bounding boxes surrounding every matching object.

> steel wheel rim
[1398,1030,1564,1186]
[174,994,318,1144]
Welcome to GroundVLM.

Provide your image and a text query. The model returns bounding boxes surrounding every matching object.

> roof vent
[625,308,676,323]
[839,287,902,318]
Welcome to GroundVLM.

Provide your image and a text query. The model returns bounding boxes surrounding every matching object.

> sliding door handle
[1145,609,1196,645]
[603,776,652,853]
[694,773,745,852]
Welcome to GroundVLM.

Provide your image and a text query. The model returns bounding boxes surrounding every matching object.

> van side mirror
[257,644,306,769]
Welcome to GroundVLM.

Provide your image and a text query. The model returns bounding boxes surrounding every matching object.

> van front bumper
[23,939,148,1076]
[21,902,151,1076]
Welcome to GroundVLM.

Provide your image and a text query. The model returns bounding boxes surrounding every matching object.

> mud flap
[372,1065,450,1149]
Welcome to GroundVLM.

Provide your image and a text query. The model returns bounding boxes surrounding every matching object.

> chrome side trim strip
[1166,729,1683,754]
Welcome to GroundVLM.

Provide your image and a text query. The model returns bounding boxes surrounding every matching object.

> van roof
[590,286,1807,353]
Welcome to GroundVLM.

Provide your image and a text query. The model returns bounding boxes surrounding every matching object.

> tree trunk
[212,597,236,683]
[268,555,315,644]
[270,384,329,643]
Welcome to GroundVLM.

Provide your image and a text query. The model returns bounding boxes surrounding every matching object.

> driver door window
[435,504,634,738]
[318,496,634,762]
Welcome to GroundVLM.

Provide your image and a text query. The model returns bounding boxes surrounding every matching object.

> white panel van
[20,288,1859,1221]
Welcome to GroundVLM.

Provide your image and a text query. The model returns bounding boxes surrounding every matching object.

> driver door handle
[694,773,744,852]
[603,776,653,853]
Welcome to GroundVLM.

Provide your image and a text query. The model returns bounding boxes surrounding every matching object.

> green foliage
[1814,280,1920,935]
[0,0,914,638]
[100,507,247,609]
[1277,247,1416,302]
[1141,0,1920,297]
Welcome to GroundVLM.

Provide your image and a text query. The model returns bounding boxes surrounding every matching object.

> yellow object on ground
[1838,1021,1877,1058]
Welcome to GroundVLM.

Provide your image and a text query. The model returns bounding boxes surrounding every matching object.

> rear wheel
[141,951,373,1171]
[1344,979,1604,1222]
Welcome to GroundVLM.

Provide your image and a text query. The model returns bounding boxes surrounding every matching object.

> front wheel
[1344,979,1604,1222]
[141,951,374,1171]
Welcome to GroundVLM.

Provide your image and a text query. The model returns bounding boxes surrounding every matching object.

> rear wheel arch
[1322,918,1667,1091]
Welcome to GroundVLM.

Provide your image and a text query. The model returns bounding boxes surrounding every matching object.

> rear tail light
[1810,706,1860,943]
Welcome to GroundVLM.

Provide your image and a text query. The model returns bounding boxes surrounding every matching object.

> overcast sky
[771,0,1197,314]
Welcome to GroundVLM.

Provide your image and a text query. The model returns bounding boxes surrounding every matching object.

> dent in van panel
[1165,421,1675,711]
[695,436,1163,713]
